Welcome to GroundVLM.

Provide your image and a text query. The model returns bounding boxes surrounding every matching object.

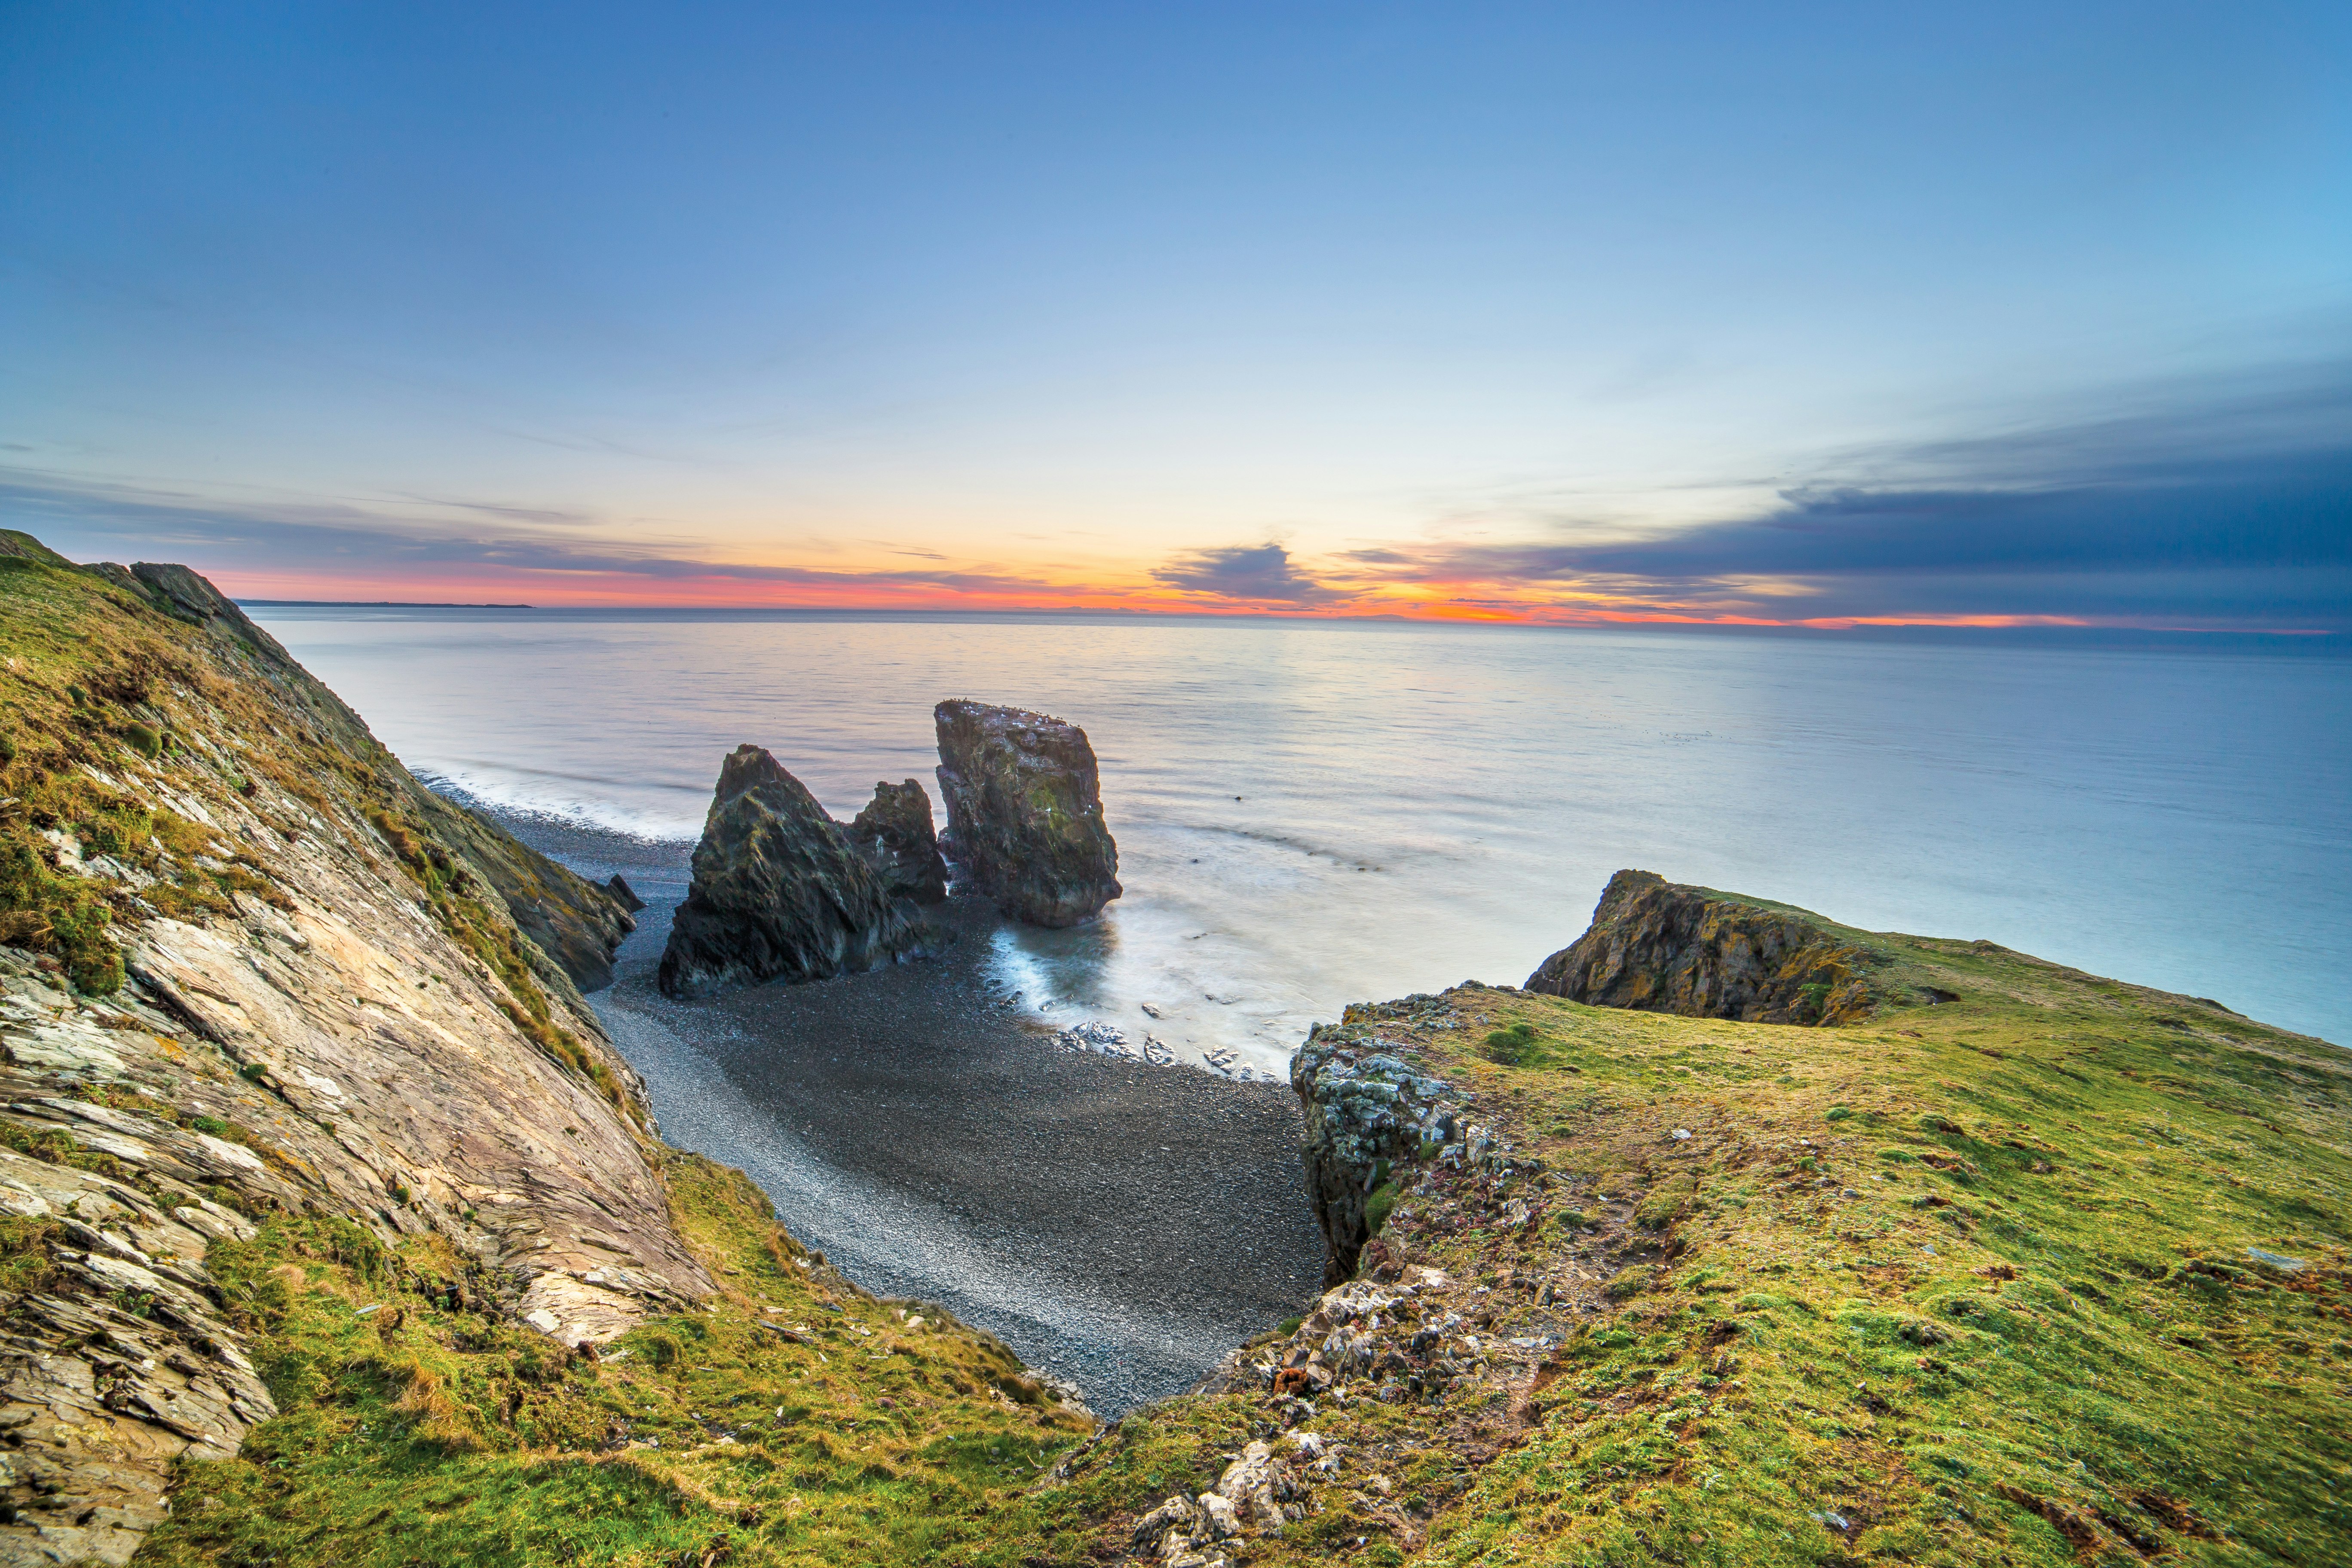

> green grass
[1103,932,2350,1567]
[994,928,2351,1566]
[0,555,305,991]
[8,541,2347,1565]
[1485,1020,1542,1065]
[136,1155,1101,1568]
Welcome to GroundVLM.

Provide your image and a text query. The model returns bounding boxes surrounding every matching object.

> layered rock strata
[0,545,711,1565]
[843,778,948,904]
[1525,868,1882,1025]
[656,746,922,998]
[932,699,1120,927]
[1291,1020,1464,1285]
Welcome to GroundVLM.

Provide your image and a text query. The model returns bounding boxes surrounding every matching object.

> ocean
[254,608,2352,1059]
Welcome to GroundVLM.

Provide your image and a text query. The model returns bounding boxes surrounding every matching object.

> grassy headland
[1037,919,2352,1568]
[0,534,2341,1565]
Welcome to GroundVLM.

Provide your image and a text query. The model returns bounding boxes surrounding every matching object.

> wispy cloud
[0,472,1072,603]
[4,352,2344,631]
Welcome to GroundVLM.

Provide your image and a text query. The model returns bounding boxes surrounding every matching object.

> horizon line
[228,598,2343,639]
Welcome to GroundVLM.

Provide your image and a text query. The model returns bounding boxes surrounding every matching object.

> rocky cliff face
[844,778,948,904]
[656,746,924,998]
[932,700,1120,928]
[1524,868,1882,1024]
[418,792,635,990]
[1290,1015,1464,1284]
[0,545,710,1566]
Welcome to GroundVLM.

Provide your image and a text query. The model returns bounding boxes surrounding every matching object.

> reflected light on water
[255,608,2352,1058]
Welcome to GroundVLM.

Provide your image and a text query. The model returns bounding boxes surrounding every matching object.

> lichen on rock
[1290,1022,1461,1285]
[932,700,1120,928]
[657,745,924,998]
[1524,867,1883,1024]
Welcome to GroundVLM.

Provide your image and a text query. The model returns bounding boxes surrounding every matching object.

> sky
[3,1,2348,629]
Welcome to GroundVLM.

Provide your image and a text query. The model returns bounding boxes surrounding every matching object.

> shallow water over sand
[260,609,2351,1059]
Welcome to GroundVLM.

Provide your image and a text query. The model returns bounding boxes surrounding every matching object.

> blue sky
[3,2,2346,625]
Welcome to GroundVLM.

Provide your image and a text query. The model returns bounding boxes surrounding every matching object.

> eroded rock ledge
[420,791,636,991]
[1291,1004,1468,1285]
[1524,868,1883,1025]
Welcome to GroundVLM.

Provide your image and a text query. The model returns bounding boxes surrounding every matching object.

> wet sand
[473,803,1326,1414]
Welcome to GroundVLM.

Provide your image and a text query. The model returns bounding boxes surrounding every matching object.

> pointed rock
[657,746,922,998]
[933,700,1121,927]
[844,778,948,903]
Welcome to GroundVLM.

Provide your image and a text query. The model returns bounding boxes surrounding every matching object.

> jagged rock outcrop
[843,778,948,904]
[0,542,712,1565]
[420,792,635,991]
[1130,1438,1307,1565]
[932,700,1120,927]
[1291,1023,1463,1285]
[1525,869,1881,1024]
[656,746,922,998]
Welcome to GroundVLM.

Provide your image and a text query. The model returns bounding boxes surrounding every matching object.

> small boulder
[843,778,948,903]
[933,700,1121,927]
[656,746,922,998]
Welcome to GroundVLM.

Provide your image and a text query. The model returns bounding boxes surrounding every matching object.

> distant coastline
[234,598,535,608]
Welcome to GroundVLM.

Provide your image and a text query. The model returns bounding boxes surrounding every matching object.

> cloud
[1148,542,1338,604]
[4,350,2343,630]
[1338,358,2352,630]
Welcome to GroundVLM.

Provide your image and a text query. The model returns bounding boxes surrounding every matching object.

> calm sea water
[254,610,2352,1061]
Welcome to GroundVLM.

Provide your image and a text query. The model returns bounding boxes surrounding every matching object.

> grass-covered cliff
[0,537,1088,1566]
[1048,909,2350,1568]
[106,904,2352,1568]
[3,532,2343,1566]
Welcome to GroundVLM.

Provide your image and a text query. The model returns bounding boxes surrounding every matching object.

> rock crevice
[1290,1023,1462,1285]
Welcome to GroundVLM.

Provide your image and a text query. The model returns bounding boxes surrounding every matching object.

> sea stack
[1524,868,1881,1025]
[657,745,922,998]
[844,778,949,903]
[933,699,1121,927]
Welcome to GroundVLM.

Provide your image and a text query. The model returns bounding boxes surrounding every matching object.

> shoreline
[469,798,1326,1414]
